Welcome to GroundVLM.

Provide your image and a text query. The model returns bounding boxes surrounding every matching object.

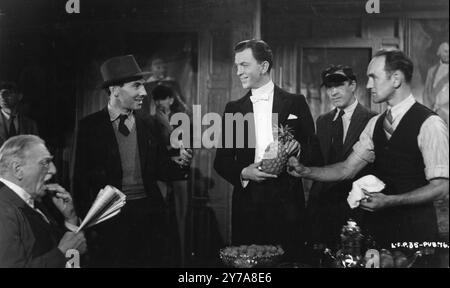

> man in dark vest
[307,65,376,250]
[73,55,192,267]
[288,50,449,249]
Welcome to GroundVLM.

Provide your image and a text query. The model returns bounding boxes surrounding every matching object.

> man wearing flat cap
[306,65,377,250]
[73,55,192,267]
[289,51,449,253]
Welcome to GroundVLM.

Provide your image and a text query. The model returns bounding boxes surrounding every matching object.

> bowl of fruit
[219,244,285,268]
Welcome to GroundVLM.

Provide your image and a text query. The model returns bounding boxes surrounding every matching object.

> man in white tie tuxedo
[214,39,318,261]
[0,135,86,267]
[288,50,449,254]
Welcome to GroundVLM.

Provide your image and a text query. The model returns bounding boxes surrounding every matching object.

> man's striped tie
[383,109,394,140]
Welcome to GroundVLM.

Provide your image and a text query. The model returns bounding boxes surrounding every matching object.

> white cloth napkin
[347,175,385,209]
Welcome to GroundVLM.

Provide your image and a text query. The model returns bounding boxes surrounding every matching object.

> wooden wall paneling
[186,0,262,265]
[188,27,234,264]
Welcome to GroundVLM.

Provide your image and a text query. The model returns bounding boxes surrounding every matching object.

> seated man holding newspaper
[0,135,87,268]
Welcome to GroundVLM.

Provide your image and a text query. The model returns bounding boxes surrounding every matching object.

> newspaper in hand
[76,185,126,233]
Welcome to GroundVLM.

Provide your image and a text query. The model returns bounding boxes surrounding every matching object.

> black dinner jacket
[213,85,317,193]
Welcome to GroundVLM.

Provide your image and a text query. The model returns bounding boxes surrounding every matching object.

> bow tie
[250,93,269,103]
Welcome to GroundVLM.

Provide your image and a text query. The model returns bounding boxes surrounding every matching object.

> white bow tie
[250,93,269,103]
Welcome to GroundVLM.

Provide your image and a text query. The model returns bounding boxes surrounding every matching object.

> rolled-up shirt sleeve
[352,115,379,163]
[418,115,449,180]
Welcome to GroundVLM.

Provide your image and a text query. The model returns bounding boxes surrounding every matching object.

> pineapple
[259,125,295,175]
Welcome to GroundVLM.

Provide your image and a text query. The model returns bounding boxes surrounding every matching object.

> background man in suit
[307,65,377,250]
[0,135,86,267]
[0,82,38,146]
[288,50,449,251]
[214,39,316,261]
[73,55,192,267]
[423,42,449,124]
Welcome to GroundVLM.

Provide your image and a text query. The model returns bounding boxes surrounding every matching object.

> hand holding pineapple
[241,161,278,183]
[258,125,301,175]
[287,156,310,178]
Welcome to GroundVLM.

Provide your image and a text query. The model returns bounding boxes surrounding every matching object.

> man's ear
[11,160,23,180]
[18,93,24,102]
[350,80,357,93]
[392,70,403,88]
[109,86,119,97]
[260,61,270,74]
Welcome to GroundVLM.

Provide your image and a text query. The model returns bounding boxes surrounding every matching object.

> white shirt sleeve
[418,115,449,180]
[351,115,380,163]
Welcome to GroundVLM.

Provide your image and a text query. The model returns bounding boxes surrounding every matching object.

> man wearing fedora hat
[73,55,192,267]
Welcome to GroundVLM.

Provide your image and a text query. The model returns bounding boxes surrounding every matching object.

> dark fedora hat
[100,55,150,88]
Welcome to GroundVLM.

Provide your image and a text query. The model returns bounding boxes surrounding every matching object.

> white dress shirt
[240,81,275,188]
[108,102,135,132]
[251,81,275,163]
[0,177,50,223]
[333,98,358,142]
[353,94,449,180]
[0,178,78,232]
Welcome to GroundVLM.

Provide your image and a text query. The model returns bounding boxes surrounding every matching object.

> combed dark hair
[103,82,126,96]
[152,84,175,101]
[152,84,186,114]
[234,39,273,72]
[374,49,414,83]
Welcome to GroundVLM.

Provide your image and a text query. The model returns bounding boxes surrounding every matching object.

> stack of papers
[76,185,126,232]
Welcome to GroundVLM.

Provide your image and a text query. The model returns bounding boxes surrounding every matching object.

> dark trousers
[87,197,180,267]
[306,181,364,250]
[232,180,305,261]
[362,203,438,248]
